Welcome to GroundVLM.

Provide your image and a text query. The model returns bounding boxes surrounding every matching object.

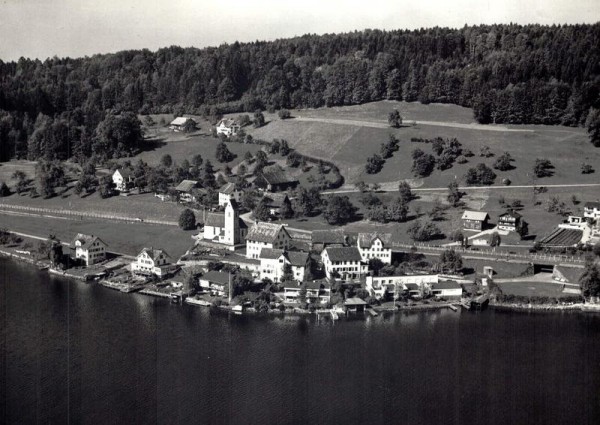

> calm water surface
[1,258,600,425]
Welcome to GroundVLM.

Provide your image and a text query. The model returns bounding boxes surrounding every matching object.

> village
[2,115,598,317]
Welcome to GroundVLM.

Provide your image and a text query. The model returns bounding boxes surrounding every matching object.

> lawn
[496,280,573,299]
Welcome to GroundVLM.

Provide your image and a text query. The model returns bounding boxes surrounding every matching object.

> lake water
[1,257,600,425]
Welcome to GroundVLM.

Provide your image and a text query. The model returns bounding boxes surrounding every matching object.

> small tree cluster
[439,249,463,273]
[493,152,515,171]
[365,154,385,174]
[533,158,554,178]
[411,149,436,177]
[407,220,443,241]
[178,208,196,230]
[465,163,496,185]
[388,109,402,128]
[323,195,357,225]
[380,134,400,159]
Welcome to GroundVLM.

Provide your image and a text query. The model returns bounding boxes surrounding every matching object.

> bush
[465,163,496,185]
[178,209,196,230]
[278,109,291,119]
[365,154,385,174]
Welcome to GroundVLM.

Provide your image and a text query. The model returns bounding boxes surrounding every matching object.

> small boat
[232,305,243,315]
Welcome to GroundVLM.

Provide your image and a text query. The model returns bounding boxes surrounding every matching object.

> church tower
[224,198,240,245]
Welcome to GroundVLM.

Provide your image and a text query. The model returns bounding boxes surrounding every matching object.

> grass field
[496,280,573,299]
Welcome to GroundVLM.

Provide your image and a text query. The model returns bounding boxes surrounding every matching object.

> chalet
[461,210,490,231]
[498,210,522,232]
[262,193,291,217]
[584,202,600,219]
[112,168,134,192]
[216,118,240,137]
[131,248,171,277]
[357,232,393,264]
[169,117,197,132]
[218,182,242,206]
[311,229,347,251]
[175,180,200,203]
[365,274,438,300]
[284,280,331,304]
[246,222,291,259]
[552,265,585,285]
[254,166,298,192]
[344,297,367,313]
[203,199,248,248]
[198,270,231,297]
[259,248,309,283]
[70,233,107,266]
[321,246,367,280]
[431,281,463,298]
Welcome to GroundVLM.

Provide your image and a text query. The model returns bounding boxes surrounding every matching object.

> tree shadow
[140,137,168,153]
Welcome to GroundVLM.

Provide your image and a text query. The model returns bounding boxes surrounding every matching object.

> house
[70,233,107,266]
[198,270,231,297]
[344,297,368,313]
[284,280,331,304]
[584,202,600,219]
[262,193,291,217]
[254,166,298,192]
[552,265,585,284]
[218,182,242,206]
[461,210,490,231]
[203,199,248,248]
[357,232,393,264]
[311,229,347,251]
[498,210,522,232]
[131,248,171,277]
[169,117,197,132]
[112,168,134,192]
[431,281,463,298]
[216,118,240,137]
[259,248,309,283]
[321,246,368,280]
[175,180,200,203]
[365,274,438,300]
[246,222,291,259]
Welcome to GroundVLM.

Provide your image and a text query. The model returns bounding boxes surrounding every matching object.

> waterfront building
[199,271,231,297]
[344,297,367,312]
[365,274,439,300]
[203,199,248,248]
[131,248,171,277]
[461,210,490,231]
[321,246,368,280]
[70,233,107,266]
[283,280,331,304]
[357,232,392,264]
[258,248,309,283]
[430,281,463,298]
[246,222,291,259]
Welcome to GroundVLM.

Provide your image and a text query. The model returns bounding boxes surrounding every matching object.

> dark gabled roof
[217,118,239,128]
[175,180,199,192]
[246,222,289,243]
[200,270,230,286]
[324,247,363,262]
[115,168,133,179]
[219,182,237,195]
[499,210,522,219]
[263,193,289,208]
[259,248,284,260]
[286,250,309,267]
[227,198,240,210]
[312,229,346,245]
[138,247,169,262]
[205,212,225,228]
[584,201,600,209]
[432,281,462,290]
[70,233,106,250]
[259,166,297,186]
[344,297,367,306]
[357,232,392,248]
[405,283,420,290]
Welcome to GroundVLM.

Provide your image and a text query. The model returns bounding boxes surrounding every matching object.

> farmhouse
[203,199,248,248]
[169,117,197,132]
[365,274,439,300]
[246,222,291,259]
[430,281,463,298]
[254,166,298,192]
[175,180,201,203]
[262,193,291,217]
[218,182,242,206]
[321,246,368,280]
[584,202,600,219]
[131,247,171,277]
[284,280,331,305]
[498,210,522,232]
[216,118,240,137]
[112,168,134,192]
[311,229,347,251]
[259,248,309,283]
[461,210,490,231]
[199,270,231,297]
[70,233,107,266]
[357,232,393,264]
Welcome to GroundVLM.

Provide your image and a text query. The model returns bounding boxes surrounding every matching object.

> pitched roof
[114,168,133,179]
[259,248,284,260]
[219,182,237,195]
[499,210,522,219]
[286,250,309,267]
[405,283,420,291]
[432,281,462,290]
[259,166,297,185]
[357,232,392,248]
[200,270,230,286]
[170,117,196,126]
[324,247,363,262]
[263,193,289,208]
[584,201,600,209]
[312,229,346,245]
[344,297,367,306]
[246,222,288,243]
[175,180,198,192]
[205,212,225,228]
[217,118,238,127]
[71,233,105,250]
[138,247,169,262]
[462,210,489,221]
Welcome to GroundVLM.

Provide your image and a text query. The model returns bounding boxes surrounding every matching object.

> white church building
[203,199,248,249]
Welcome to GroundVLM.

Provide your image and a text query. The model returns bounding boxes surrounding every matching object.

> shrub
[178,209,196,230]
[278,109,291,119]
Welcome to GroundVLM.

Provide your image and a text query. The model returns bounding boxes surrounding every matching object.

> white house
[321,246,368,280]
[430,281,463,298]
[112,168,134,192]
[203,199,248,248]
[283,280,331,304]
[259,248,309,283]
[246,222,291,259]
[218,182,242,206]
[357,232,393,264]
[199,270,231,297]
[216,118,240,137]
[365,274,439,300]
[584,202,600,219]
[131,248,171,277]
[175,180,200,203]
[169,117,197,132]
[70,233,107,266]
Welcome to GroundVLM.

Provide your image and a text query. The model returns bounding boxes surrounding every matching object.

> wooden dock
[368,309,379,317]
[447,304,458,312]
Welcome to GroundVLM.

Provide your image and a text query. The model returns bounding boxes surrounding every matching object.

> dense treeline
[0,23,599,162]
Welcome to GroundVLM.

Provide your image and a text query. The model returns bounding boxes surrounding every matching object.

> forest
[0,23,599,163]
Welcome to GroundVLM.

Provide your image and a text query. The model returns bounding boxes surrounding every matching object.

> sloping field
[540,228,583,247]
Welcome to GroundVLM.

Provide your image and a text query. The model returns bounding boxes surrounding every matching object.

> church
[202,198,248,249]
